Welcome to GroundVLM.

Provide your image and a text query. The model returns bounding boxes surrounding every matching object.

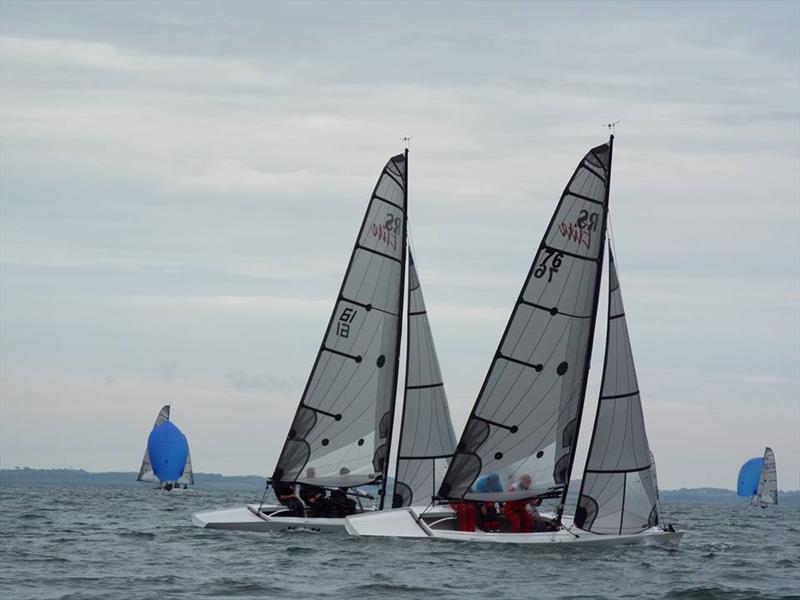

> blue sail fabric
[737,457,764,497]
[147,421,189,482]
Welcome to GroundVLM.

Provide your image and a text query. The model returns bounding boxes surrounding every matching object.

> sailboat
[737,447,778,507]
[137,405,194,491]
[192,150,458,532]
[345,136,683,546]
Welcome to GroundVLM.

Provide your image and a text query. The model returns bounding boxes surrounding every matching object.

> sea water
[1,483,798,599]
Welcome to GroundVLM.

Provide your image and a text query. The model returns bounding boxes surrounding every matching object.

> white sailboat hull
[344,507,684,547]
[191,503,455,534]
[191,504,354,533]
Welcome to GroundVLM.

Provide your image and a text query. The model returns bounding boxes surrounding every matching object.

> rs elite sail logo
[371,213,402,252]
[559,209,599,250]
[538,209,600,283]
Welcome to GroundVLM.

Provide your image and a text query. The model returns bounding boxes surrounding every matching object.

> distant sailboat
[193,149,458,532]
[738,447,778,507]
[137,405,193,491]
[346,136,683,547]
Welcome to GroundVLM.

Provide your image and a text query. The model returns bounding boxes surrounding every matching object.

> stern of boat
[345,507,431,538]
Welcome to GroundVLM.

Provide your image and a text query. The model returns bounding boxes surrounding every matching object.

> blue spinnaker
[147,421,189,482]
[737,457,763,497]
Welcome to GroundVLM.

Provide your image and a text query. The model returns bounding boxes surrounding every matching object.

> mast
[379,146,409,509]
[556,134,614,523]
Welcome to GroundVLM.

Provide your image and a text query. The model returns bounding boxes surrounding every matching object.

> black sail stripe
[600,390,639,400]
[582,163,607,183]
[406,382,444,390]
[356,244,402,264]
[382,169,405,191]
[567,191,605,206]
[585,464,652,475]
[518,299,593,319]
[340,295,400,317]
[374,193,404,212]
[542,244,600,262]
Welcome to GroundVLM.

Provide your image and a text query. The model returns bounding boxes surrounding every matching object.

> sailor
[504,474,534,533]
[329,467,357,517]
[274,480,304,517]
[477,502,501,532]
[474,473,502,532]
[298,467,331,518]
[452,501,478,532]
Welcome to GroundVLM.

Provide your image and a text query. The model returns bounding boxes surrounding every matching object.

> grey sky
[1,1,798,489]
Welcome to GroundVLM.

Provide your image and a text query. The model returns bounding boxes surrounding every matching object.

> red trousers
[452,502,477,532]
[504,500,534,533]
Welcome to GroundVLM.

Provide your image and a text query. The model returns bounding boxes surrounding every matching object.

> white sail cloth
[576,251,659,534]
[273,154,407,490]
[439,142,611,502]
[755,447,778,505]
[393,252,457,508]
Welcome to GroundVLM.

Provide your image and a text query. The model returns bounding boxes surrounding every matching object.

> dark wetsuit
[274,481,304,517]
[329,488,357,517]
[299,483,330,518]
[477,502,501,532]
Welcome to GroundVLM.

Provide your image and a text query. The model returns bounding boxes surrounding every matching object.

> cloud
[1,1,798,488]
[226,372,300,392]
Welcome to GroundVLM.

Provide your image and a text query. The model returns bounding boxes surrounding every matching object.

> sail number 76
[534,249,564,283]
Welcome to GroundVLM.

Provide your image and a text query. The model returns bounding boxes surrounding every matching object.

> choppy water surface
[1,483,798,599]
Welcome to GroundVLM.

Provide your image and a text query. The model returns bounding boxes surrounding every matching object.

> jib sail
[393,251,457,508]
[575,249,659,534]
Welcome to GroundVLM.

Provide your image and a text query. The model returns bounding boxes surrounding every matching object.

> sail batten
[272,153,408,492]
[438,140,612,504]
[575,249,658,534]
[392,251,458,508]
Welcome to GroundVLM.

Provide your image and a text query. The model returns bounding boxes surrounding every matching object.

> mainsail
[393,251,457,508]
[755,447,778,505]
[272,152,408,504]
[575,249,659,534]
[137,405,171,482]
[438,139,612,504]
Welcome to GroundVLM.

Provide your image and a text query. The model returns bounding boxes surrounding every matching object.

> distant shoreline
[2,468,798,505]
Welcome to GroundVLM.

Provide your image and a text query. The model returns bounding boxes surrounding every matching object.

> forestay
[273,153,408,493]
[137,405,171,482]
[576,250,659,534]
[393,251,457,508]
[439,141,611,503]
[755,447,778,505]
